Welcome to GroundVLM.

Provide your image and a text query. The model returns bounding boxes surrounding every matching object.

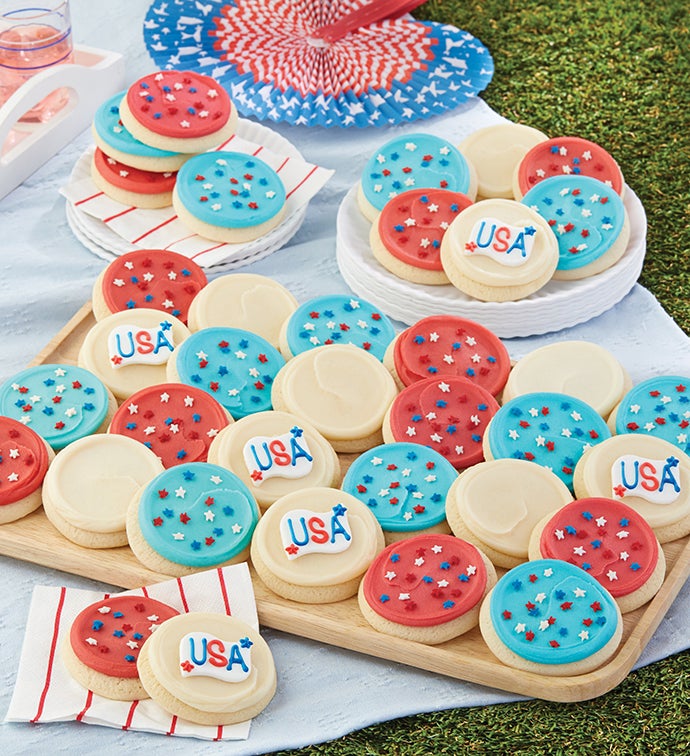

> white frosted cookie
[440,198,559,301]
[77,309,191,402]
[42,434,165,548]
[207,410,341,510]
[503,341,632,419]
[445,458,573,568]
[459,123,549,200]
[187,273,298,346]
[270,344,398,453]
[249,487,385,603]
[137,611,276,725]
[573,434,690,542]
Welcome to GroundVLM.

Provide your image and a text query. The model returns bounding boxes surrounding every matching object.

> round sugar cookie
[207,410,339,511]
[513,136,625,200]
[108,383,232,468]
[42,434,165,548]
[384,314,510,396]
[0,416,54,524]
[439,198,559,302]
[358,533,496,644]
[91,248,207,324]
[459,122,549,199]
[502,341,632,419]
[91,147,177,209]
[483,392,611,492]
[521,175,630,280]
[445,458,573,568]
[187,273,298,346]
[341,442,458,542]
[572,434,690,542]
[92,91,188,172]
[137,612,277,725]
[119,70,238,154]
[608,375,690,456]
[249,487,384,603]
[78,309,191,402]
[279,294,396,361]
[369,188,474,284]
[62,595,179,701]
[479,558,623,676]
[528,497,665,614]
[0,364,117,451]
[167,326,285,420]
[382,376,499,469]
[270,344,398,453]
[127,461,260,577]
[172,151,286,243]
[357,133,477,222]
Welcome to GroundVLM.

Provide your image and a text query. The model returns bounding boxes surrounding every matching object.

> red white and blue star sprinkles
[486,392,611,492]
[138,461,260,568]
[614,375,690,456]
[173,326,285,419]
[0,416,50,507]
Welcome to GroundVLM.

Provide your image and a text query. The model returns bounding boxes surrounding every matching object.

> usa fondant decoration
[611,454,681,505]
[464,217,536,266]
[279,503,352,560]
[179,632,252,682]
[242,426,314,486]
[108,321,175,368]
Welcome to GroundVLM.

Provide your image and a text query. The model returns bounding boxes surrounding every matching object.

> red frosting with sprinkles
[125,71,232,139]
[93,147,177,194]
[386,376,499,469]
[538,497,658,597]
[70,595,179,678]
[0,416,50,506]
[100,248,207,324]
[362,534,487,627]
[515,136,624,196]
[108,383,230,468]
[378,189,473,271]
[393,315,510,395]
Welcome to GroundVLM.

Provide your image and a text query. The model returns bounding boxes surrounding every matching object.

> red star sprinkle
[413,505,426,514]
[158,489,169,498]
[590,601,602,612]
[205,497,215,506]
[254,381,265,390]
[180,512,190,524]
[251,469,263,481]
[340,323,350,331]
[258,354,268,363]
[181,660,194,672]
[52,396,62,404]
[503,610,512,620]
[549,641,560,648]
[356,484,367,493]
[560,602,573,611]
[72,381,82,389]
[205,537,215,546]
[309,311,320,319]
[525,631,535,641]
[285,543,299,555]
[153,517,163,526]
[529,574,538,583]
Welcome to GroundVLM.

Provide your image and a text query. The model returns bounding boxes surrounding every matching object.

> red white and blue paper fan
[143,0,494,128]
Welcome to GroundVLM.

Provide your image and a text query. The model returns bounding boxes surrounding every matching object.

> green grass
[273,2,690,753]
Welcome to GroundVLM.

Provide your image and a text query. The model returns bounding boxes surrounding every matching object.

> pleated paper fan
[143,0,494,128]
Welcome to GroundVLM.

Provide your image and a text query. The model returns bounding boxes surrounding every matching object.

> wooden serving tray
[2,302,689,703]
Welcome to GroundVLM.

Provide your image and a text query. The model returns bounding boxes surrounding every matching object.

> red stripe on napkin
[167,715,178,736]
[76,690,93,722]
[103,206,136,224]
[286,165,318,199]
[122,699,139,730]
[74,191,104,206]
[30,586,66,722]
[217,567,232,615]
[131,215,177,244]
[177,577,190,613]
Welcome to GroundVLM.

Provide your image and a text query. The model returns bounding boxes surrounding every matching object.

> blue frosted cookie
[521,174,629,280]
[484,392,611,492]
[0,364,115,450]
[342,442,457,538]
[280,294,396,361]
[168,326,285,419]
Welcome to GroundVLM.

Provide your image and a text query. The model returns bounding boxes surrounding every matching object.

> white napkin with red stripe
[5,563,259,741]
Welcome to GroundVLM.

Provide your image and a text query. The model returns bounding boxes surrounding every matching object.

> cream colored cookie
[440,199,559,301]
[250,487,385,603]
[207,410,340,510]
[137,612,276,725]
[459,123,549,200]
[42,434,165,548]
[187,273,298,345]
[445,458,573,568]
[270,344,398,453]
[573,434,690,542]
[77,308,191,402]
[503,341,632,419]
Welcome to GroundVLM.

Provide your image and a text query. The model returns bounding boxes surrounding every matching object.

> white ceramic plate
[336,184,647,338]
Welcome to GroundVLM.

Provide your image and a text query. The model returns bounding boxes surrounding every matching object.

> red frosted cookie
[0,416,53,524]
[358,533,496,643]
[382,376,500,469]
[119,70,238,154]
[513,136,625,199]
[62,594,179,700]
[90,148,177,208]
[384,314,510,396]
[92,248,207,324]
[529,497,665,614]
[369,189,473,284]
[108,383,232,467]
